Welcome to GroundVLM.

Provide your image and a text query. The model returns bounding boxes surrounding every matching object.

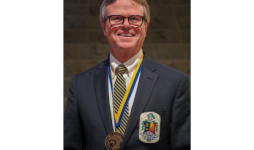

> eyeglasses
[104,15,145,28]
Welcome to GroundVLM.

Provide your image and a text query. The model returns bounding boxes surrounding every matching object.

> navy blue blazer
[64,54,190,150]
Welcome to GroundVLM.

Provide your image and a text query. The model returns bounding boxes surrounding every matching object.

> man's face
[101,0,149,56]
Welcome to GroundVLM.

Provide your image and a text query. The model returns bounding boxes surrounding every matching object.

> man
[64,0,190,149]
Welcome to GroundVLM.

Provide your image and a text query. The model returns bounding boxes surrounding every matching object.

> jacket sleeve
[171,74,190,150]
[64,75,86,150]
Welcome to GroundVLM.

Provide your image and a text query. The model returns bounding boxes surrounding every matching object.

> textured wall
[64,0,190,107]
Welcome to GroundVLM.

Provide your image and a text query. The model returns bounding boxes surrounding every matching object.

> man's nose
[122,17,131,28]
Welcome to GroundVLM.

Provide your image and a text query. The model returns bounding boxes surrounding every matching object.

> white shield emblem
[139,112,161,143]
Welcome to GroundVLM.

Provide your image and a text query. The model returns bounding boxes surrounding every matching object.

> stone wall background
[64,0,190,108]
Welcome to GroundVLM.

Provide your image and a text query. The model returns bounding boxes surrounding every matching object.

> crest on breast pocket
[139,112,161,143]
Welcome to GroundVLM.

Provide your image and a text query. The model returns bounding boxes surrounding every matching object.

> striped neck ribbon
[108,53,144,127]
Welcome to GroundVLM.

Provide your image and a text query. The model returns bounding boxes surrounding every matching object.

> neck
[110,48,141,63]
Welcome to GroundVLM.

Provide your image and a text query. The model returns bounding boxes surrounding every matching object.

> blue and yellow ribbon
[108,53,144,127]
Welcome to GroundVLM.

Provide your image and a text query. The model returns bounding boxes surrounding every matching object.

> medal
[105,132,123,150]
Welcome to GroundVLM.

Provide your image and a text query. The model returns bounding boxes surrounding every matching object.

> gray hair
[99,0,150,23]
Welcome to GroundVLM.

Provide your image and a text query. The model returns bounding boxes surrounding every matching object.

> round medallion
[105,132,123,150]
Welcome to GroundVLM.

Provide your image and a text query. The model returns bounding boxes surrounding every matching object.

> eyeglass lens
[109,16,143,28]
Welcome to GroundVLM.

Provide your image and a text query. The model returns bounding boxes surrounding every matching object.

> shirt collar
[110,49,143,76]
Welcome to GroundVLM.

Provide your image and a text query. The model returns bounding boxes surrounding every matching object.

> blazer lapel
[94,60,113,135]
[120,55,158,149]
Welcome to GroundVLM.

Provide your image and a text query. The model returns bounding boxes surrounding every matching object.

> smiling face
[100,0,149,62]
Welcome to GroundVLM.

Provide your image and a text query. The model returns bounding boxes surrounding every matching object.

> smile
[117,34,135,37]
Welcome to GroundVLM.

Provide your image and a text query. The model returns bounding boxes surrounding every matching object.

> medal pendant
[105,132,123,150]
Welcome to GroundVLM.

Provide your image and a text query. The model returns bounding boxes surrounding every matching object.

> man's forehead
[107,0,142,7]
[106,0,143,16]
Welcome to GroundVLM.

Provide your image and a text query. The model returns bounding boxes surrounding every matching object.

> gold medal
[105,132,123,150]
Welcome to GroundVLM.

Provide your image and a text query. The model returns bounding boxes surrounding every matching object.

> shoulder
[72,59,108,81]
[143,54,189,81]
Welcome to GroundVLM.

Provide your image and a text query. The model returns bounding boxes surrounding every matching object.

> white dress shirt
[108,49,143,131]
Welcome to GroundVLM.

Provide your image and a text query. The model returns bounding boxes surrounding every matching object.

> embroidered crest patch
[139,112,160,143]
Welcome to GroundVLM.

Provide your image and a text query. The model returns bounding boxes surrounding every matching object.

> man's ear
[100,21,107,36]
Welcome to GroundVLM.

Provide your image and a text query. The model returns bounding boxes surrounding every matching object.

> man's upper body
[64,53,190,150]
[64,0,190,149]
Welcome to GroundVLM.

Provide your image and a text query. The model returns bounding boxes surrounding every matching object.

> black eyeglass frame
[104,15,146,28]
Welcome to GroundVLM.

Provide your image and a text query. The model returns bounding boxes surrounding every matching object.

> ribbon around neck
[108,53,144,127]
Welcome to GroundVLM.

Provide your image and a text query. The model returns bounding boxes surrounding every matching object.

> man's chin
[117,46,135,51]
[116,42,137,50]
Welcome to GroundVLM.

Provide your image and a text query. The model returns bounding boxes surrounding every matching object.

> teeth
[119,34,133,36]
